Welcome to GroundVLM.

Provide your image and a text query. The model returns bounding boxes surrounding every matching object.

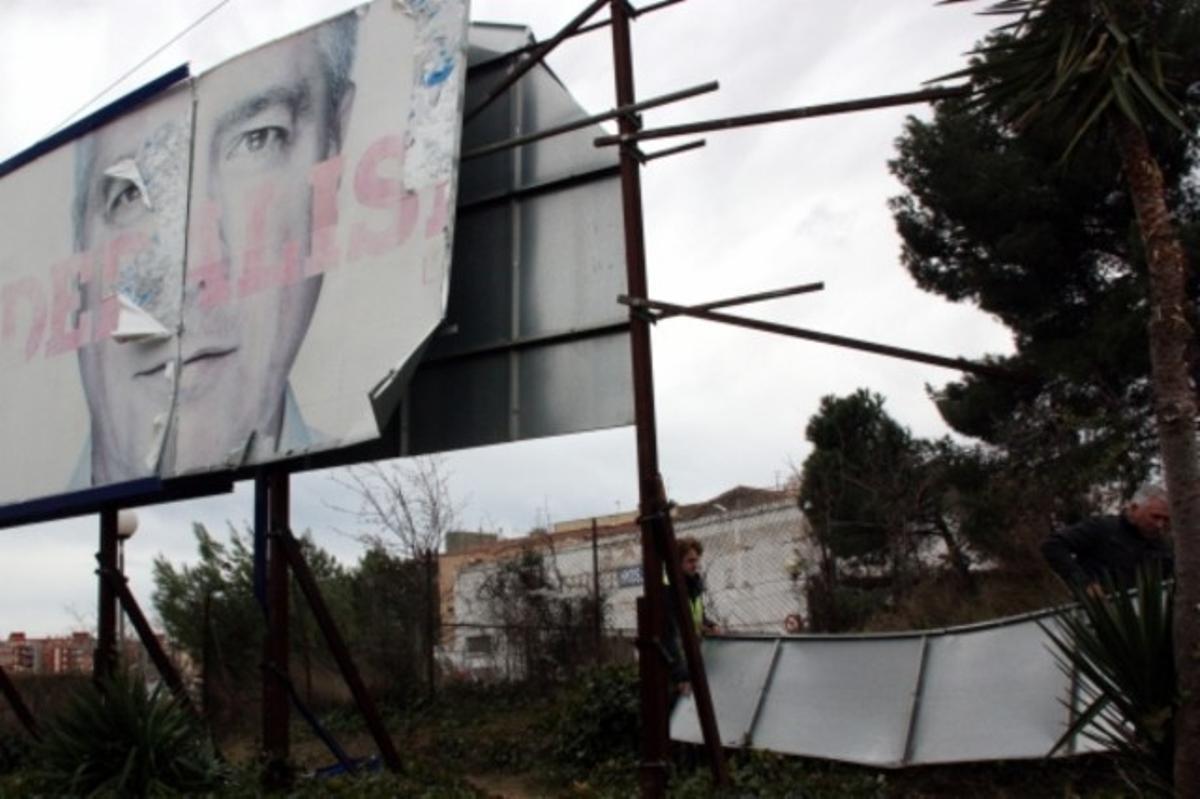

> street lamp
[116,511,138,655]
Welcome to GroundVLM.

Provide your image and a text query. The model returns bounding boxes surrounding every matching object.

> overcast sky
[0,0,1012,635]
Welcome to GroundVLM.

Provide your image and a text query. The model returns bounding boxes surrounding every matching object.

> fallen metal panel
[671,608,1101,767]
[911,621,1069,763]
[669,639,781,747]
[747,638,922,765]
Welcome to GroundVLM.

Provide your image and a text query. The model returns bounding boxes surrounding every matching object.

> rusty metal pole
[592,518,602,661]
[94,507,118,682]
[278,528,403,772]
[99,559,198,717]
[262,472,291,788]
[0,665,38,740]
[607,3,672,795]
[425,548,437,700]
[608,3,728,792]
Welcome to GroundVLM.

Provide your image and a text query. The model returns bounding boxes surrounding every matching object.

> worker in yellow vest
[665,536,721,700]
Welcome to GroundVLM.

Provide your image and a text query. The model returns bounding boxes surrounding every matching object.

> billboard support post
[607,1,728,793]
[425,548,438,701]
[262,472,291,788]
[0,664,39,740]
[278,528,403,772]
[96,555,198,716]
[94,508,119,683]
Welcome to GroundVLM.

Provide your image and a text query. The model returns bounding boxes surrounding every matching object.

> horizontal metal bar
[422,321,630,367]
[641,138,706,163]
[467,0,688,75]
[595,85,970,146]
[465,0,610,124]
[624,296,1030,382]
[622,282,824,320]
[0,474,234,530]
[462,81,718,161]
[458,164,621,214]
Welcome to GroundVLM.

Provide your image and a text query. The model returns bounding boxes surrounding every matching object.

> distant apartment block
[0,630,178,676]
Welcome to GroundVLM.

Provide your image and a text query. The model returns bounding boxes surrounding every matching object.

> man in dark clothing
[1041,485,1173,596]
[664,536,720,699]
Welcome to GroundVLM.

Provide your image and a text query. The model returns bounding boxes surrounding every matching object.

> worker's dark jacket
[664,573,713,685]
[1041,513,1173,589]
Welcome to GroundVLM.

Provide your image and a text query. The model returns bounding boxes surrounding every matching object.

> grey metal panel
[751,638,924,765]
[466,23,530,66]
[406,353,511,453]
[517,332,632,439]
[458,60,516,205]
[431,204,515,356]
[520,65,619,186]
[401,25,633,456]
[518,177,627,338]
[910,621,1069,763]
[670,639,780,747]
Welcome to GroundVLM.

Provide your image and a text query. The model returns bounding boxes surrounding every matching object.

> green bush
[32,673,224,797]
[0,731,31,776]
[550,664,639,771]
[1043,564,1176,796]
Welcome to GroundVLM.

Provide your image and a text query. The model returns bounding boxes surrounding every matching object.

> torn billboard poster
[0,0,469,507]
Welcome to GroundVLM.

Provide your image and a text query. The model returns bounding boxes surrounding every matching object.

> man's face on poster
[76,21,355,482]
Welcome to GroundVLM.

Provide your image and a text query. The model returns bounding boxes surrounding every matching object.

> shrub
[33,673,225,797]
[551,664,639,771]
[1043,564,1175,796]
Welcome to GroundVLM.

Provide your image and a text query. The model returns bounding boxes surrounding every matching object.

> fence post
[426,548,438,700]
[592,518,602,662]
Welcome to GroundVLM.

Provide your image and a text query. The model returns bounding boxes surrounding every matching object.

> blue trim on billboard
[0,64,190,180]
[0,473,232,530]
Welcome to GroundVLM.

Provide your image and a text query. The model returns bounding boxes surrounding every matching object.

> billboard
[0,0,469,507]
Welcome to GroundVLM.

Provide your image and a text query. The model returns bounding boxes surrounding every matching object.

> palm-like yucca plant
[939,0,1192,151]
[1042,565,1175,795]
[937,1,1199,790]
[34,672,224,797]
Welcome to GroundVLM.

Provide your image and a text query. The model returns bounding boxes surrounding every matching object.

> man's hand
[1085,582,1104,600]
[678,681,692,697]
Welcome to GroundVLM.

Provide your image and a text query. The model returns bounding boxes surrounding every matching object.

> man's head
[1126,484,1170,538]
[74,13,357,482]
[678,537,704,577]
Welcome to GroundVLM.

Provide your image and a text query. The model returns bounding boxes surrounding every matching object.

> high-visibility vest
[689,594,704,632]
[667,575,706,632]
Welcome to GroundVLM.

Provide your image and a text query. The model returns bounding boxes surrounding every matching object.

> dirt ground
[466,772,542,799]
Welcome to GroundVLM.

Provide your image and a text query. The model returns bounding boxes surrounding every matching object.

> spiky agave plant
[1042,564,1175,796]
[34,671,224,797]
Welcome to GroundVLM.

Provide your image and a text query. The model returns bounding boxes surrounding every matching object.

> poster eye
[104,180,145,224]
[228,126,290,162]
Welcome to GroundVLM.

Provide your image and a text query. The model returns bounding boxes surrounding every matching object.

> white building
[439,487,814,677]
